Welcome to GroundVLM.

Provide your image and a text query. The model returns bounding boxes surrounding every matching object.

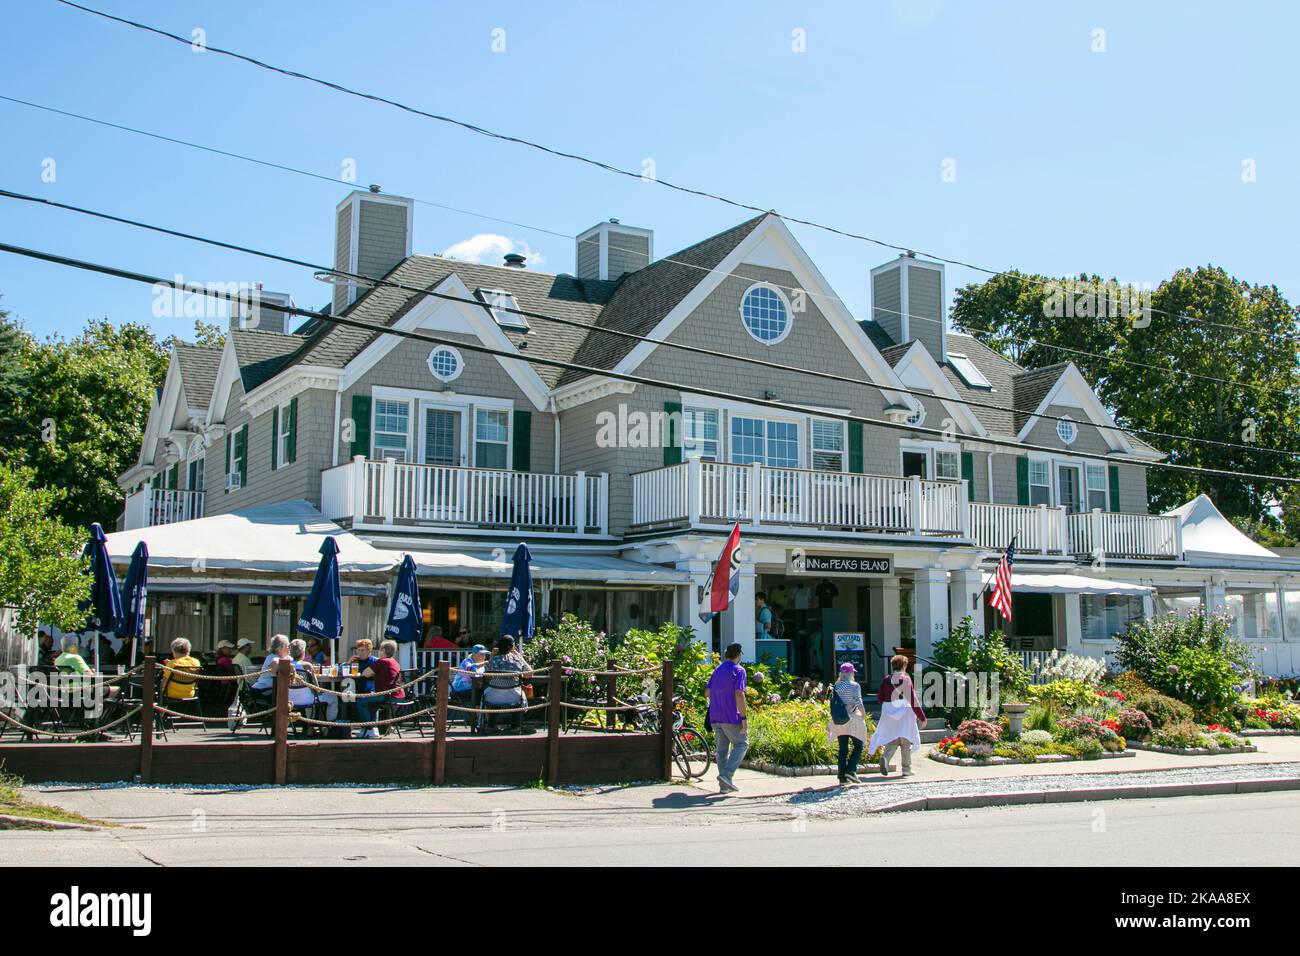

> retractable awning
[1008,573,1153,596]
[407,552,689,586]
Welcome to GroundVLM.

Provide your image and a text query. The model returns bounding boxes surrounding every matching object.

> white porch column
[868,577,901,682]
[1062,593,1084,656]
[1205,580,1228,614]
[948,569,986,637]
[912,568,949,665]
[723,562,758,662]
[676,559,714,650]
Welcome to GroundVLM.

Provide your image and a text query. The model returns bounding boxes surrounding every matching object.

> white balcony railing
[631,459,969,536]
[120,487,205,530]
[321,456,608,535]
[970,502,1068,555]
[1068,509,1182,561]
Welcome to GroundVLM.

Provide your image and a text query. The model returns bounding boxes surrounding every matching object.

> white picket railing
[631,459,968,535]
[970,502,1068,555]
[1068,509,1182,560]
[321,456,608,534]
[120,487,205,530]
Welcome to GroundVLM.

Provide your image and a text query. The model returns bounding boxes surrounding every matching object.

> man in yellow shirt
[160,638,202,701]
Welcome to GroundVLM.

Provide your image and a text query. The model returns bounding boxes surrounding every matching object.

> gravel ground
[783,760,1300,817]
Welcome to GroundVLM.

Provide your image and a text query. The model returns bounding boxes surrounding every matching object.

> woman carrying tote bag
[826,662,869,784]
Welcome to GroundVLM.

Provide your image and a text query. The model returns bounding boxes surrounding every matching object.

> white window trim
[900,438,962,481]
[729,414,802,469]
[371,396,414,462]
[1056,415,1078,445]
[471,407,512,470]
[678,393,806,469]
[370,387,514,468]
[738,281,794,346]
[478,288,528,330]
[811,418,847,473]
[274,400,293,470]
[426,345,464,383]
[225,424,247,493]
[1026,451,1109,510]
[682,404,721,460]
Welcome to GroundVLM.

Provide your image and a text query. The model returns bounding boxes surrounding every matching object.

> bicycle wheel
[674,725,712,779]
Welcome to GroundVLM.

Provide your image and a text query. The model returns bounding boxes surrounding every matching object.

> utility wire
[2,237,1297,487]
[5,186,1294,462]
[54,0,1299,340]
[0,92,1284,400]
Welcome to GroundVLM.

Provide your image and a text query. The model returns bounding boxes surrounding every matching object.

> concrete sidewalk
[690,735,1300,798]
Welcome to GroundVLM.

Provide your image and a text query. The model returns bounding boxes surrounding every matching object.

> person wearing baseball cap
[232,638,256,675]
[452,644,489,696]
[826,662,869,784]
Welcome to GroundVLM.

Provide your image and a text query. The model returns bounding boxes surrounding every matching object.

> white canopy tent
[1164,494,1282,562]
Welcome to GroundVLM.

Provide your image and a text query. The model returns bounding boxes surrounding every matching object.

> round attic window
[427,346,463,383]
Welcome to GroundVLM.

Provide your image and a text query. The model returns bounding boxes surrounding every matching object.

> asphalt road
[3,784,1298,866]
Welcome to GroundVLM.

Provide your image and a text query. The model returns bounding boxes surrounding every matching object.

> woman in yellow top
[160,638,202,701]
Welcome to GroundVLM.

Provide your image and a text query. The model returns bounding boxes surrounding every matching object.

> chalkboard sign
[832,631,866,679]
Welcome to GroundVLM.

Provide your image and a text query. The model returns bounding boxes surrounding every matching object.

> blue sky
[0,0,1294,341]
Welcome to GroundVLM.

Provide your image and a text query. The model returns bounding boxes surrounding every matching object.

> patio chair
[476,673,526,734]
[235,681,275,736]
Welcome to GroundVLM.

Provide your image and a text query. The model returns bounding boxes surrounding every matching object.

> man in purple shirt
[707,643,749,793]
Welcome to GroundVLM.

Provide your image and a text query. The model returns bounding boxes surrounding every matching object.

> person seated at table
[248,634,291,705]
[348,638,379,694]
[55,637,91,675]
[305,636,330,667]
[214,641,237,675]
[451,644,489,697]
[421,625,457,650]
[352,639,404,739]
[482,637,532,710]
[160,638,203,702]
[454,627,474,650]
[288,638,339,724]
[37,628,56,667]
[233,638,256,676]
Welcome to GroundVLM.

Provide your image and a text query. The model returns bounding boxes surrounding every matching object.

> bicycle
[628,694,713,780]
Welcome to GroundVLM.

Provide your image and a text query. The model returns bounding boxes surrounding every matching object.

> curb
[0,813,107,831]
[868,775,1300,814]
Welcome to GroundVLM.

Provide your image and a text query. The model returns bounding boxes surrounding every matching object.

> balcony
[321,456,608,536]
[631,459,969,537]
[969,502,1182,561]
[121,488,205,530]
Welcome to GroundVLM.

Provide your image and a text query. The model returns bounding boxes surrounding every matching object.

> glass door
[1056,464,1082,513]
[421,407,463,466]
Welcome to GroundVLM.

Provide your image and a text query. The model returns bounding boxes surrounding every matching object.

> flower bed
[1125,741,1257,755]
[930,716,1130,766]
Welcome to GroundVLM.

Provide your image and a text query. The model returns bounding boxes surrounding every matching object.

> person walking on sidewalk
[869,654,926,777]
[707,643,748,793]
[826,663,869,784]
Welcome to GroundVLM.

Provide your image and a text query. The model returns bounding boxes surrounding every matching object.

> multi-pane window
[1086,464,1108,511]
[811,420,844,471]
[935,449,961,480]
[474,408,510,469]
[427,346,462,382]
[1056,418,1078,444]
[682,406,719,460]
[276,401,293,468]
[740,285,790,344]
[1029,459,1051,505]
[187,458,204,493]
[373,399,411,461]
[731,417,798,469]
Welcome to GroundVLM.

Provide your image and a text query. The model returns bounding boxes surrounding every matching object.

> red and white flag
[989,536,1017,620]
[698,524,742,623]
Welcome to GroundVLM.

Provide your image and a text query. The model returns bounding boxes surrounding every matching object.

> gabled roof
[230,329,307,392]
[558,215,767,385]
[1011,362,1071,433]
[286,256,614,388]
[172,342,223,411]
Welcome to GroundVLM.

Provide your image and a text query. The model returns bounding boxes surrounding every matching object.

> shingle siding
[907,264,945,361]
[606,232,651,278]
[872,267,903,347]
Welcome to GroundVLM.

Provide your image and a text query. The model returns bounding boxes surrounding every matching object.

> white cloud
[442,233,545,267]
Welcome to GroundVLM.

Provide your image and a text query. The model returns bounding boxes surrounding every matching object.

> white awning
[407,551,689,586]
[1009,573,1153,596]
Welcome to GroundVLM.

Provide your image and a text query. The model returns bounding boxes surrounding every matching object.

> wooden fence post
[433,660,449,785]
[139,656,155,784]
[604,655,617,731]
[546,660,563,783]
[660,660,674,781]
[273,658,291,785]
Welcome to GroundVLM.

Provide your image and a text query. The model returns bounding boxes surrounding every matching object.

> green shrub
[1129,691,1194,729]
[1115,611,1253,711]
[745,699,877,768]
[614,621,713,716]
[1027,679,1099,710]
[1117,708,1153,740]
[932,617,1029,723]
[1072,736,1105,759]
[1019,729,1052,746]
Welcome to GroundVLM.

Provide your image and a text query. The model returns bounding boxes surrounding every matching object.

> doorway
[420,406,464,466]
[1056,464,1082,513]
[902,451,928,478]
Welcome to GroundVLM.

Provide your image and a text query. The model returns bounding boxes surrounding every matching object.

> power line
[53,0,1298,341]
[6,187,1295,463]
[3,238,1297,488]
[1,93,1286,402]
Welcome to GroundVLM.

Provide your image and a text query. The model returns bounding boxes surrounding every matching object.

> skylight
[478,288,528,330]
[947,352,991,389]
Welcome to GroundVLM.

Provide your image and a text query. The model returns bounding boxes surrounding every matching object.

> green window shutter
[848,421,864,474]
[271,406,279,471]
[512,409,532,471]
[1016,456,1030,506]
[286,397,298,464]
[663,400,683,466]
[1108,464,1121,512]
[224,432,231,482]
[961,451,975,501]
[350,395,371,459]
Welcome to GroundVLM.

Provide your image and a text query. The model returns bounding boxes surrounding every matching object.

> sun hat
[236,638,253,648]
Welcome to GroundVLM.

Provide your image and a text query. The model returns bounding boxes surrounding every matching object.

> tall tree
[952,267,1300,520]
[0,463,90,633]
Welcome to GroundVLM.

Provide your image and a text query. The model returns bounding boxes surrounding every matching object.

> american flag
[989,536,1017,620]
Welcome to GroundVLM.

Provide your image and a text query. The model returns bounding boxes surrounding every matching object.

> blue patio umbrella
[298,537,343,663]
[384,554,422,645]
[500,543,534,643]
[81,522,123,669]
[121,541,149,665]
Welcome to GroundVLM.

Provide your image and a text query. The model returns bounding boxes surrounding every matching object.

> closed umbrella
[121,541,149,666]
[500,543,534,643]
[384,554,422,668]
[81,522,123,670]
[298,536,343,664]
